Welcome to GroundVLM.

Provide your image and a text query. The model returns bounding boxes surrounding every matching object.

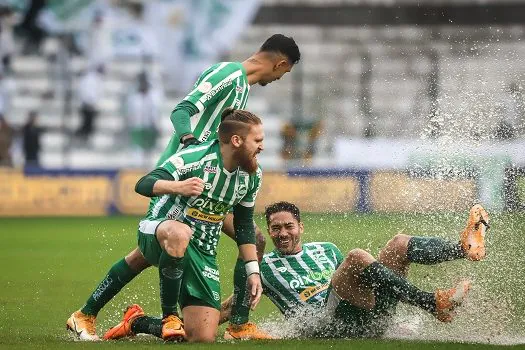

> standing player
[68,109,265,342]
[103,202,489,340]
[66,34,300,340]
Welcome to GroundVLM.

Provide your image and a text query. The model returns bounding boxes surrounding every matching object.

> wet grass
[1,213,524,349]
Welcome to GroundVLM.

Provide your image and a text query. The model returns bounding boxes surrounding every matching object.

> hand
[174,177,204,196]
[182,136,201,149]
[247,273,263,310]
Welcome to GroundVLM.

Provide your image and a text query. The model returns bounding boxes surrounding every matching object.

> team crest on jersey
[277,266,287,273]
[236,184,247,197]
[198,81,212,93]
[204,165,217,174]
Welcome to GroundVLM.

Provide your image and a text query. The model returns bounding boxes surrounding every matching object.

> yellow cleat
[461,204,490,261]
[435,280,471,323]
[66,310,99,341]
[162,315,185,342]
[103,304,145,340]
[224,322,274,340]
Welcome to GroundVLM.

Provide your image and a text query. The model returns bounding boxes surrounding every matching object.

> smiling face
[267,210,303,255]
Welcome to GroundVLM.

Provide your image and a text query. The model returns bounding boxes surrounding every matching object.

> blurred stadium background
[1,0,525,348]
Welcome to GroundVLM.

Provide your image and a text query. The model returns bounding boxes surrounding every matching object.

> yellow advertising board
[0,169,113,216]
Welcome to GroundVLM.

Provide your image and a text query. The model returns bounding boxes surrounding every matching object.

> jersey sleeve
[239,167,262,208]
[330,243,345,267]
[183,62,242,112]
[158,145,206,181]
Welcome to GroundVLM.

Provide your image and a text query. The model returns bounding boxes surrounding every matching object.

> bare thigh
[377,234,411,277]
[182,305,220,343]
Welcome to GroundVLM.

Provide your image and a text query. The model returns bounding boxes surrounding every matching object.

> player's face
[268,211,303,255]
[259,60,292,86]
[235,124,264,174]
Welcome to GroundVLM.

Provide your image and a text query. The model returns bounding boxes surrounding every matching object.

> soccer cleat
[66,310,99,341]
[461,204,490,261]
[434,280,471,322]
[103,304,145,340]
[224,322,274,340]
[162,315,185,342]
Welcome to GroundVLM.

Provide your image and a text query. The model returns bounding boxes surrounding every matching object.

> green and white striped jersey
[260,242,344,315]
[182,62,250,144]
[142,139,262,256]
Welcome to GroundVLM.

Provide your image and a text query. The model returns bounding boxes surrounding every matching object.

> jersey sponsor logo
[202,265,220,282]
[192,197,229,213]
[204,165,217,174]
[204,78,233,101]
[204,183,212,190]
[198,81,213,93]
[277,266,287,273]
[234,98,241,108]
[166,207,182,220]
[299,284,329,302]
[311,252,331,265]
[288,268,335,290]
[176,163,200,176]
[235,85,243,93]
[187,208,224,224]
[200,130,211,142]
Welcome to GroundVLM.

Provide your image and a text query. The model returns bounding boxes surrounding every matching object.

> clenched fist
[174,177,204,196]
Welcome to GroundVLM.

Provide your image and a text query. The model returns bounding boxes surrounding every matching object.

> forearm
[170,101,199,141]
[135,168,175,197]
[238,243,259,264]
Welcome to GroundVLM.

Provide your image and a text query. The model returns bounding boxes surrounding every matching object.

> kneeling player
[103,201,489,339]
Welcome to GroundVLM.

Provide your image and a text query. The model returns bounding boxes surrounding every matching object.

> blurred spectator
[0,114,13,166]
[75,65,105,140]
[125,72,161,168]
[500,82,525,137]
[17,0,47,55]
[0,70,15,115]
[0,6,16,73]
[22,110,43,166]
[86,9,113,68]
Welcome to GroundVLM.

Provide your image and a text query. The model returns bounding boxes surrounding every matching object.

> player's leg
[221,213,271,339]
[183,306,221,342]
[66,248,151,341]
[155,220,192,341]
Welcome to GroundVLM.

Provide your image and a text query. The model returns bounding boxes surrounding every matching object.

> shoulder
[305,242,340,252]
[167,140,218,167]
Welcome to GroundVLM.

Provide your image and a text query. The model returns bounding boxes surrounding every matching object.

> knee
[159,223,192,253]
[185,332,216,343]
[345,249,375,268]
[384,234,411,253]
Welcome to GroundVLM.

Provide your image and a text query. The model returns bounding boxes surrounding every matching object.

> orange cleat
[162,315,185,342]
[435,280,471,322]
[103,304,145,340]
[461,204,490,261]
[66,310,99,341]
[224,322,274,340]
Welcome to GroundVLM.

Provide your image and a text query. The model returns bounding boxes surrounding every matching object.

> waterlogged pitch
[1,213,525,349]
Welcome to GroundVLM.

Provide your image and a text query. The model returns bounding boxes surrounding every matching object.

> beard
[235,144,258,174]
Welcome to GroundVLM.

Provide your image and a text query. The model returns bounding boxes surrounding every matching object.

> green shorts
[137,219,222,310]
[321,285,398,338]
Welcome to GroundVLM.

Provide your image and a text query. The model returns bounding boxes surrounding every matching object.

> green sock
[360,261,436,313]
[158,250,185,318]
[230,259,250,325]
[131,316,163,338]
[81,258,138,316]
[407,237,465,264]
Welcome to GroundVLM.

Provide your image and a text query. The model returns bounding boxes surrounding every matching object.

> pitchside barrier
[0,167,523,216]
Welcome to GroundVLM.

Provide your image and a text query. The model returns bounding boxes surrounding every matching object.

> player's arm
[169,101,200,145]
[135,168,203,197]
[233,203,263,309]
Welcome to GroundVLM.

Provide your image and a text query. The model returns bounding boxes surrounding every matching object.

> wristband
[245,260,260,276]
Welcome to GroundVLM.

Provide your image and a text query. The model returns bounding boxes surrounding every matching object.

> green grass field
[1,212,525,349]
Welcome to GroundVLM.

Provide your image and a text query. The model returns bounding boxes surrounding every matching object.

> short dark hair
[265,201,301,226]
[259,34,300,65]
[219,108,262,143]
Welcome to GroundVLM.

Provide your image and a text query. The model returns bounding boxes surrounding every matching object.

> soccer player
[68,109,265,342]
[66,34,300,340]
[101,202,489,340]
